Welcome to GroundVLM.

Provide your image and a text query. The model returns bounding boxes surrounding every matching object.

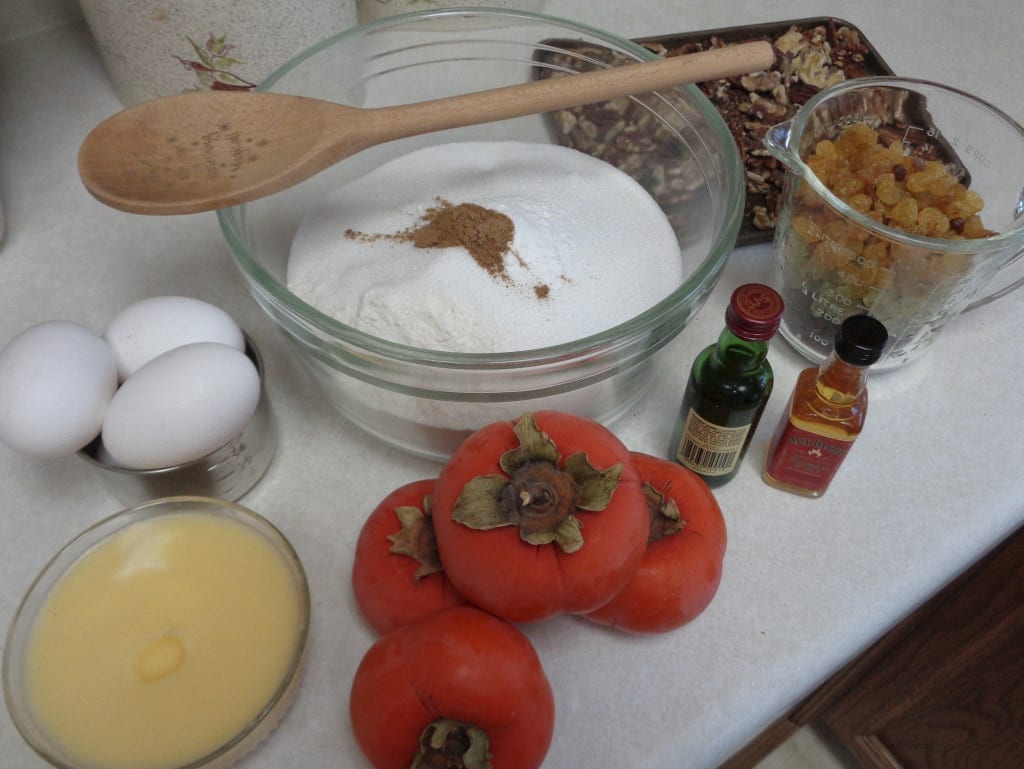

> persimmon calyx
[452,413,623,553]
[387,497,445,582]
[410,718,491,769]
[643,481,685,543]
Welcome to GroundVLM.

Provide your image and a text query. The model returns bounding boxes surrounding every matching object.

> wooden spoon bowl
[78,41,775,216]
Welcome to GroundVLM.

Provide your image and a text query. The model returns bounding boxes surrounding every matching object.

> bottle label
[764,421,850,492]
[675,409,751,476]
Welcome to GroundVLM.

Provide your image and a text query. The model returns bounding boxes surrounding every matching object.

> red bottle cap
[725,284,784,341]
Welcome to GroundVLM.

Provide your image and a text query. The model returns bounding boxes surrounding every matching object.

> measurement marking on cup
[964,143,992,169]
[809,330,832,347]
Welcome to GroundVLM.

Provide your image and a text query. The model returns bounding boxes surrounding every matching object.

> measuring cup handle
[965,243,1024,312]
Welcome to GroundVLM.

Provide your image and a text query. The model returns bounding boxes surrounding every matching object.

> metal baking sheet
[634,17,897,245]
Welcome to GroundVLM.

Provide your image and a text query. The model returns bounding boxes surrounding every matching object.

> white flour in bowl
[286,141,684,354]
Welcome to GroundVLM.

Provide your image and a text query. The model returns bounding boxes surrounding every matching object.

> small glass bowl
[3,496,310,769]
[218,8,744,460]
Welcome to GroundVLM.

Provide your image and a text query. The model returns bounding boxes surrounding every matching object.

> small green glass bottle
[668,283,784,487]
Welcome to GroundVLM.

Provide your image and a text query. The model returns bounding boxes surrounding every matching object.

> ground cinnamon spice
[415,200,514,280]
[345,198,517,282]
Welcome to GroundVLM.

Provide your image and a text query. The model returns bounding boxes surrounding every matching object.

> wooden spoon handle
[360,41,776,143]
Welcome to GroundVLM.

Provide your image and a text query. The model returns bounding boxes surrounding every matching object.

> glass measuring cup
[765,77,1024,370]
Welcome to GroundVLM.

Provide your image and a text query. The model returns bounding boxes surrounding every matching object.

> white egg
[104,296,245,381]
[0,321,118,458]
[101,342,261,470]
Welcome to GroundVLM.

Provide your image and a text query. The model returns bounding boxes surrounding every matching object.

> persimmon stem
[451,413,623,553]
[410,719,492,769]
[387,498,445,582]
[643,482,684,543]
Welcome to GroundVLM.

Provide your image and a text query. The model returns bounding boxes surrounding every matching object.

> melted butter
[25,511,303,769]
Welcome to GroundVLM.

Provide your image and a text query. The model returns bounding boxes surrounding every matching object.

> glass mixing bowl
[218,8,744,460]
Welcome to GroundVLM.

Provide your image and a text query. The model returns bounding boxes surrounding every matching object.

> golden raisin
[791,215,821,243]
[844,122,879,147]
[918,207,950,237]
[862,241,890,265]
[891,197,919,230]
[875,173,901,206]
[815,139,838,159]
[847,193,872,214]
[963,214,987,238]
[832,170,865,197]
[813,238,856,268]
[905,171,934,194]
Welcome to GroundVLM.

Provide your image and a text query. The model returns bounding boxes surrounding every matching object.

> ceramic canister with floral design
[79,0,357,106]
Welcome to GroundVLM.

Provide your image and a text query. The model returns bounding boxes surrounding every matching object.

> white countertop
[2,3,1023,769]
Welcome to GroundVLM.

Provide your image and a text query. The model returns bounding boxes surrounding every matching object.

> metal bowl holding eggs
[0,297,275,501]
[218,8,745,460]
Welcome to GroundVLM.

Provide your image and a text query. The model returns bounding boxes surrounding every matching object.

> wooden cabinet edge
[715,521,1024,769]
[822,522,1024,768]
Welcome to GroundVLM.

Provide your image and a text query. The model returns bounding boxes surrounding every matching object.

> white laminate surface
[1,3,1022,769]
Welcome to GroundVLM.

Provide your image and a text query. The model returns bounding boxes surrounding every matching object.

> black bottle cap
[835,315,889,366]
[725,284,784,341]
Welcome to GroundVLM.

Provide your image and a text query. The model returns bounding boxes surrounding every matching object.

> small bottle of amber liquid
[763,315,888,497]
[669,284,784,487]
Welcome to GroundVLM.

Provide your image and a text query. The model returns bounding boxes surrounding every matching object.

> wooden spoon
[78,41,774,215]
